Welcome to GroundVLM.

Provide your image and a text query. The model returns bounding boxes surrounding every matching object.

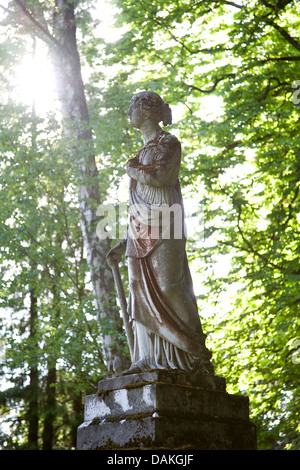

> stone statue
[106,91,214,376]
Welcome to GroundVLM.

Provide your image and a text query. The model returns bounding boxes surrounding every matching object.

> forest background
[0,0,299,450]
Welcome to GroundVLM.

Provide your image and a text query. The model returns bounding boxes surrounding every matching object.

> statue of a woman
[106,91,214,375]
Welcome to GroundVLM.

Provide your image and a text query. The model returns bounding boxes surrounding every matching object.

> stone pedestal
[77,369,256,450]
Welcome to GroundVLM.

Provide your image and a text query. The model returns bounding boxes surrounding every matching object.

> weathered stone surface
[77,415,256,450]
[106,91,214,376]
[97,369,226,392]
[77,370,257,450]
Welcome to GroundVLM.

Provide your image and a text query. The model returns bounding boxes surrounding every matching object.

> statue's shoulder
[158,131,181,148]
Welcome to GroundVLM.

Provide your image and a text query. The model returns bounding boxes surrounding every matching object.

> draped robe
[125,131,211,371]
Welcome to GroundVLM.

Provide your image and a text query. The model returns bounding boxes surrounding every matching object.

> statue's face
[128,99,144,129]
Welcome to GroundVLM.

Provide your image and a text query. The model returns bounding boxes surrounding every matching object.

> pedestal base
[77,369,256,450]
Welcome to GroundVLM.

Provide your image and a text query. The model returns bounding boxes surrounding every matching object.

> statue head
[129,91,172,128]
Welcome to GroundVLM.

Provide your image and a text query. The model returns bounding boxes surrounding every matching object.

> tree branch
[188,45,232,55]
[219,0,243,9]
[13,0,62,49]
[258,76,289,101]
[183,73,236,94]
[0,3,15,15]
[266,19,300,51]
[186,53,300,97]
[257,5,300,52]
[259,0,294,12]
[260,55,300,63]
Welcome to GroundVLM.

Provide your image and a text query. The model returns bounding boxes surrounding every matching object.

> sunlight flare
[15,43,57,114]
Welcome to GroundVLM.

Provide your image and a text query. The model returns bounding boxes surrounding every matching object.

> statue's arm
[126,139,181,187]
[106,238,127,267]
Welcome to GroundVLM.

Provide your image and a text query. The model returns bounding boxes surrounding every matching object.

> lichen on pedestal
[77,370,257,450]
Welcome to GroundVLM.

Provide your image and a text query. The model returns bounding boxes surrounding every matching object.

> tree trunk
[12,0,128,374]
[42,366,57,450]
[70,393,83,449]
[49,0,125,374]
[27,289,39,450]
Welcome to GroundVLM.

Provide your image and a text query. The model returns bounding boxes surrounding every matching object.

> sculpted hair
[132,91,172,126]
[162,102,172,126]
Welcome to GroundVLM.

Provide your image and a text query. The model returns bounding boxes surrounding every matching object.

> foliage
[0,0,300,450]
[100,0,300,449]
[0,100,107,449]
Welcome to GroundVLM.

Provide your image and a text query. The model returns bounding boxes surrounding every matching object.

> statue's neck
[141,121,162,143]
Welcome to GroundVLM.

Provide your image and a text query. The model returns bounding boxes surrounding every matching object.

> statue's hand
[106,251,121,267]
[106,240,126,267]
[127,156,139,169]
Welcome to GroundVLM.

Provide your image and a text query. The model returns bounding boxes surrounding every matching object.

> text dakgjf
[107,454,194,467]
